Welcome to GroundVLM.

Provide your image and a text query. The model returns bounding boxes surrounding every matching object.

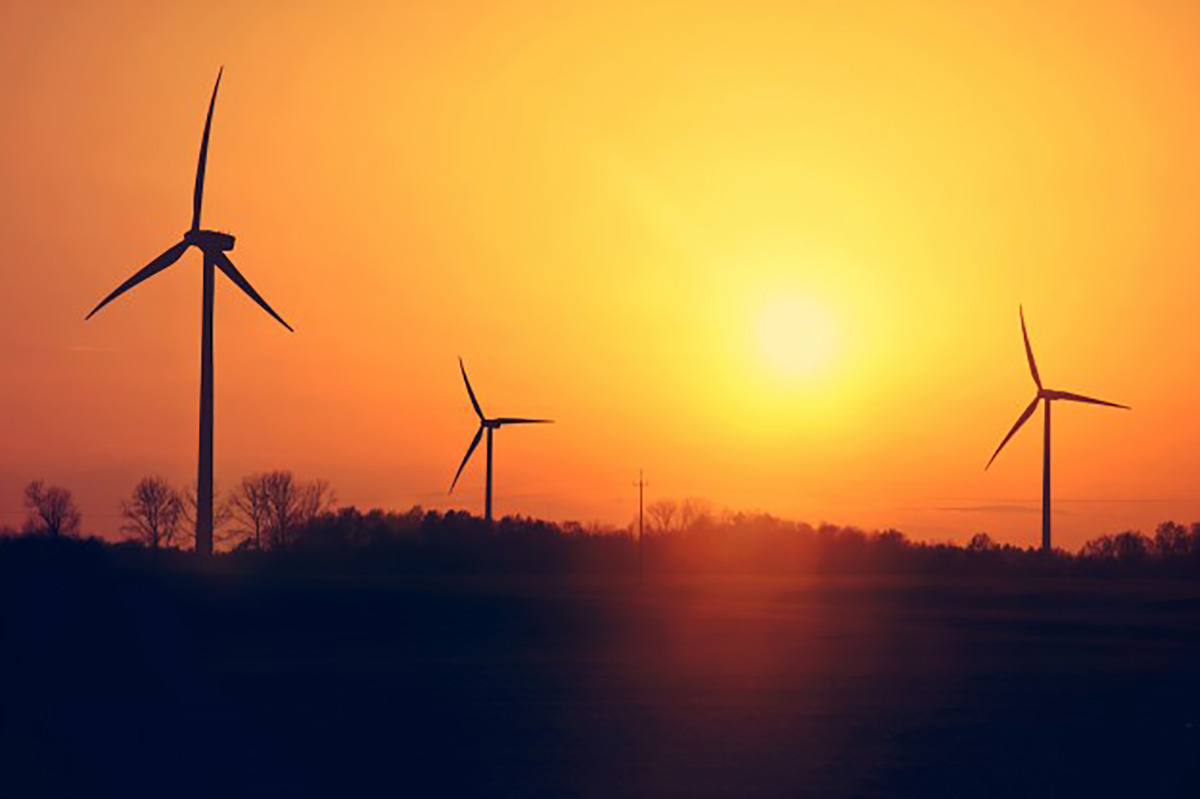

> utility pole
[633,469,648,584]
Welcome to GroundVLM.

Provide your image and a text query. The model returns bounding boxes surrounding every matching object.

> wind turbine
[85,69,293,557]
[449,358,552,522]
[985,306,1128,552]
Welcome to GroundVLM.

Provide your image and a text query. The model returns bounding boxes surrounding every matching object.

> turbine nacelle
[184,229,235,252]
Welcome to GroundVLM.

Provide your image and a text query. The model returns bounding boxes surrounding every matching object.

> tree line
[5,473,333,552]
[5,477,1200,578]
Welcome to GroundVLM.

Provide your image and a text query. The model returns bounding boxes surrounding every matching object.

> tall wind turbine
[449,358,552,522]
[85,69,293,557]
[985,306,1128,552]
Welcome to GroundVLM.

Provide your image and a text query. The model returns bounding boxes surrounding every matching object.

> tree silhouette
[967,532,999,552]
[120,476,185,550]
[229,475,271,551]
[1079,530,1154,564]
[22,480,81,538]
[646,499,678,534]
[1154,521,1192,557]
[679,497,715,532]
[231,471,335,550]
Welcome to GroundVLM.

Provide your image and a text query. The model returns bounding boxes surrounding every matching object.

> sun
[755,294,837,380]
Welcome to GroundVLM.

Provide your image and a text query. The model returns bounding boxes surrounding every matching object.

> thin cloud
[934,504,1043,515]
[64,345,120,354]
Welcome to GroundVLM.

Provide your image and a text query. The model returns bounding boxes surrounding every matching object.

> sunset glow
[756,292,837,382]
[3,1,1200,549]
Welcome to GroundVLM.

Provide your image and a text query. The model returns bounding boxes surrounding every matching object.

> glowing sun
[755,294,837,380]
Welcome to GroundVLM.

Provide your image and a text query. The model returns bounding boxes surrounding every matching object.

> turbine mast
[196,253,216,554]
[485,427,494,523]
[1042,399,1051,553]
[196,253,216,557]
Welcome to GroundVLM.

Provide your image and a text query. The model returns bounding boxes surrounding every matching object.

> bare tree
[230,471,335,550]
[262,472,335,550]
[646,499,678,535]
[120,476,184,550]
[23,480,82,538]
[678,497,715,532]
[229,475,271,551]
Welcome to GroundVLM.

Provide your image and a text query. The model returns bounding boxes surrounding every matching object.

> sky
[3,0,1200,549]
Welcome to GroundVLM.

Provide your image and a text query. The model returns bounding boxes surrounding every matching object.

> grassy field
[4,568,1200,797]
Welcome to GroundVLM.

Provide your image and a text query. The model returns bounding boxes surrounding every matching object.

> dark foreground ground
[3,563,1200,798]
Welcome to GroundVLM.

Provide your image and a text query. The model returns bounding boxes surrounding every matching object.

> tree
[229,474,272,550]
[1081,531,1153,564]
[120,476,184,550]
[230,471,335,550]
[967,532,999,552]
[646,499,678,535]
[1154,521,1191,557]
[261,472,335,550]
[1112,530,1153,563]
[678,497,715,532]
[1081,535,1114,560]
[22,480,81,538]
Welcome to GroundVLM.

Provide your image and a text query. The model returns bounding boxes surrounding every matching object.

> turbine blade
[1019,305,1042,390]
[986,396,1041,470]
[85,241,190,320]
[494,418,553,425]
[459,358,484,419]
[1045,390,1129,410]
[192,67,223,232]
[449,427,484,493]
[212,251,294,332]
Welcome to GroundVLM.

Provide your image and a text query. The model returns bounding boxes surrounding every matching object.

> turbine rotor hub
[184,229,236,252]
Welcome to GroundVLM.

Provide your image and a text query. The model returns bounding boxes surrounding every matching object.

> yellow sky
[3,1,1200,548]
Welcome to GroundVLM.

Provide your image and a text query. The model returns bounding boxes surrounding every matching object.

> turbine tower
[86,69,293,557]
[449,358,552,522]
[986,306,1128,552]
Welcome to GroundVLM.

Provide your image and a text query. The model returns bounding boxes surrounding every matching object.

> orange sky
[3,1,1200,549]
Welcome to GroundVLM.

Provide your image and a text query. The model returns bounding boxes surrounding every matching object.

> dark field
[4,565,1200,798]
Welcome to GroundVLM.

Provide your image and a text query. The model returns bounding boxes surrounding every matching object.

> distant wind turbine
[449,358,552,522]
[985,306,1128,552]
[85,68,293,557]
